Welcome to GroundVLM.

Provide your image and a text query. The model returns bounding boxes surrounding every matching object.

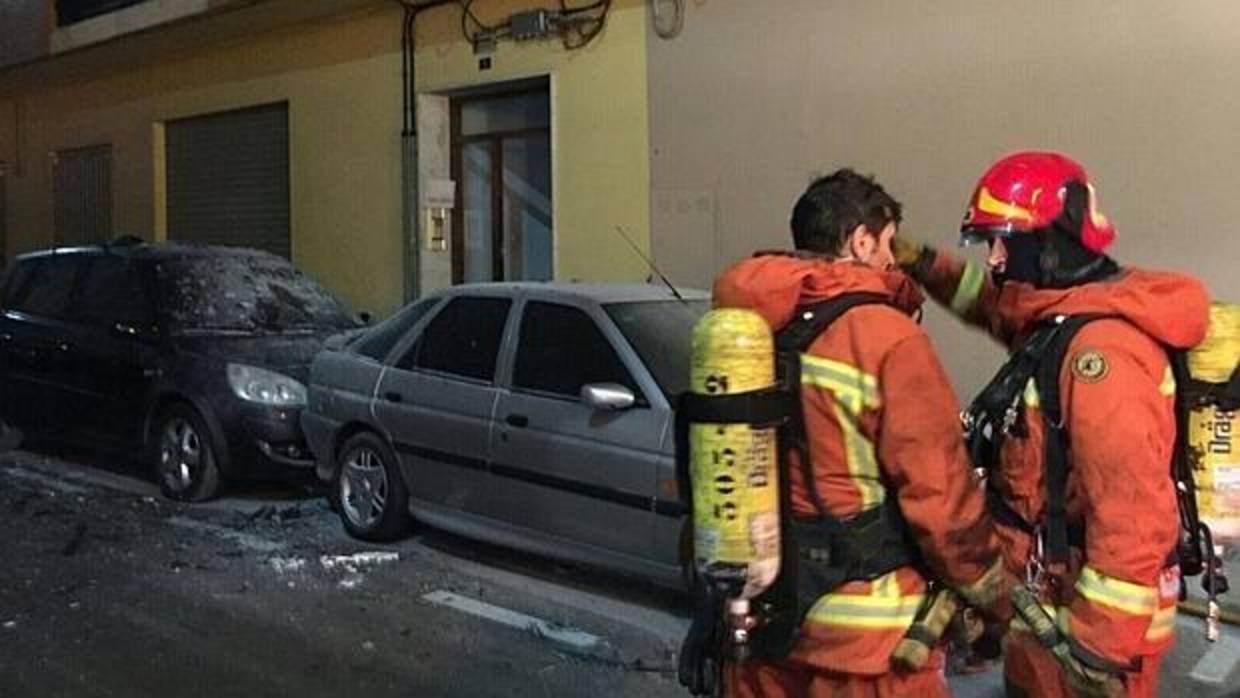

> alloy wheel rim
[159,417,202,493]
[342,447,388,528]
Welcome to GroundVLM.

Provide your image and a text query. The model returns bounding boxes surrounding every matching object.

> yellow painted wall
[0,0,652,316]
[413,0,651,285]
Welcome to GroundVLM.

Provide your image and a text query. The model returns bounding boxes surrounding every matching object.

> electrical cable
[558,0,610,49]
[458,0,494,44]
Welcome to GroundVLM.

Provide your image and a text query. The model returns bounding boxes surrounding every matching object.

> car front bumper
[217,402,316,479]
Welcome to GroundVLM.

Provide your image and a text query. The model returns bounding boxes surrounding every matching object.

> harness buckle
[1025,528,1047,594]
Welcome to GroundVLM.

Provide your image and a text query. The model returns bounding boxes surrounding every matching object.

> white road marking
[423,590,603,651]
[3,466,90,496]
[1189,631,1240,685]
[405,539,689,647]
[166,516,286,554]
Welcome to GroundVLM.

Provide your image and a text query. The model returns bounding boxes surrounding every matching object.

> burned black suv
[0,241,362,501]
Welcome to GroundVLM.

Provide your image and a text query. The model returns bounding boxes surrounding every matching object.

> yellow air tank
[689,308,781,600]
[1187,302,1240,544]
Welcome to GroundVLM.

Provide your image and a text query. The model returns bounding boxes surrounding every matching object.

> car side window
[513,301,644,403]
[5,256,85,320]
[0,260,37,309]
[355,298,439,362]
[397,296,510,382]
[75,257,154,330]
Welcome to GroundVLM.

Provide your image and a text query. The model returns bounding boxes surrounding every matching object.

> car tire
[336,432,410,542]
[153,403,223,503]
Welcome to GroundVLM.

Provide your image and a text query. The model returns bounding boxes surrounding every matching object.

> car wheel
[154,404,222,503]
[336,432,410,542]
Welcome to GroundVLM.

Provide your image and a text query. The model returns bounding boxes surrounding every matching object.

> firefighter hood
[994,269,1210,350]
[713,253,925,331]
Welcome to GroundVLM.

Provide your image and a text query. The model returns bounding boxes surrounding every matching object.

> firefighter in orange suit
[715,169,1010,698]
[895,151,1210,698]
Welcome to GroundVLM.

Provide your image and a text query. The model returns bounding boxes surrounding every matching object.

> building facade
[3,0,1237,396]
[0,0,653,319]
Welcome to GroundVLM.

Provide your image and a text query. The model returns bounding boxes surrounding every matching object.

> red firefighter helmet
[959,151,1116,253]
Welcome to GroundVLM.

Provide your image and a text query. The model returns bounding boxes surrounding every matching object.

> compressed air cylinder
[1188,302,1239,544]
[689,308,781,600]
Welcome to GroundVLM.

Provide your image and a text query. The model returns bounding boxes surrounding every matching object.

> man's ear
[846,223,872,259]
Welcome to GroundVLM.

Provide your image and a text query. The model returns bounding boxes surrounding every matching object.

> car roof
[12,241,288,265]
[434,282,710,305]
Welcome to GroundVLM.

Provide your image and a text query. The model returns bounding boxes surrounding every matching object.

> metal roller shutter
[166,102,290,258]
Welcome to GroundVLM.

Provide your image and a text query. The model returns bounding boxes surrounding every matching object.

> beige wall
[647,0,1240,398]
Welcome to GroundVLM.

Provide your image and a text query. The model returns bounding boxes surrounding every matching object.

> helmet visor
[959,225,1014,247]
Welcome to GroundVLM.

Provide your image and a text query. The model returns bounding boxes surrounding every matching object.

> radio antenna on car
[614,226,685,302]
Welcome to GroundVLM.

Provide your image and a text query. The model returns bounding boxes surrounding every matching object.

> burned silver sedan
[302,283,708,586]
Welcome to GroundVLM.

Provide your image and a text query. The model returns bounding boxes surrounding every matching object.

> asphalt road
[1,449,1238,698]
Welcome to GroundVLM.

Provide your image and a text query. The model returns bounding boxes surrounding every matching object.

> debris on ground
[320,551,400,590]
[61,522,88,556]
[271,557,307,574]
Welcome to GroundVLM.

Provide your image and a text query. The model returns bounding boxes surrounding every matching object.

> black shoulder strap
[1035,314,1107,564]
[776,292,892,354]
[1224,364,1240,411]
[775,292,893,519]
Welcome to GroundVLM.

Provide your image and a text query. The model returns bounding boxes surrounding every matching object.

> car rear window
[354,297,440,361]
[156,253,357,334]
[604,299,709,399]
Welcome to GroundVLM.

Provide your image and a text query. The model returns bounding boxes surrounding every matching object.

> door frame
[449,79,551,284]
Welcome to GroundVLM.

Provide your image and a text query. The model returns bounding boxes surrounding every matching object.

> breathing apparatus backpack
[964,301,1239,640]
[676,293,919,697]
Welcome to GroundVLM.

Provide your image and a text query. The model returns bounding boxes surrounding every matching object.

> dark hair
[790,168,903,255]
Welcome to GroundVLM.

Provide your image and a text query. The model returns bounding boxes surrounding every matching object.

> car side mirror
[580,383,635,411]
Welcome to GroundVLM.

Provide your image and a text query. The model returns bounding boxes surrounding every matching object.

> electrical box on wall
[421,178,455,251]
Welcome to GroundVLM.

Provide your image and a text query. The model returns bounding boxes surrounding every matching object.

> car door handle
[505,414,529,428]
[383,391,403,403]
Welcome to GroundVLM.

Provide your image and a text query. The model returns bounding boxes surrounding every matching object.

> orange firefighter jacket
[713,253,1002,675]
[915,251,1210,668]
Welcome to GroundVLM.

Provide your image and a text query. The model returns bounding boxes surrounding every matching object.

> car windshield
[604,299,709,399]
[156,254,358,334]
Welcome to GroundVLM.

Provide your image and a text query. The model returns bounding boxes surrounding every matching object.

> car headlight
[227,363,307,407]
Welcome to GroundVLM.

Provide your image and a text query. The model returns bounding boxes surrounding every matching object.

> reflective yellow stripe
[1159,366,1177,397]
[951,262,986,316]
[800,355,881,409]
[1075,567,1159,616]
[805,571,924,630]
[801,355,885,508]
[1023,378,1040,408]
[1144,604,1176,641]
